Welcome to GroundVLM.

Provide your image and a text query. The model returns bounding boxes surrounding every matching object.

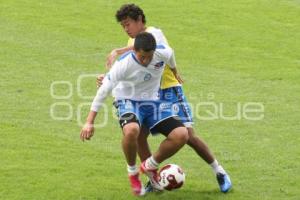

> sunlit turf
[0,0,299,199]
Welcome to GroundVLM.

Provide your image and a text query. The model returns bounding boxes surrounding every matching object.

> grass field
[1,0,300,199]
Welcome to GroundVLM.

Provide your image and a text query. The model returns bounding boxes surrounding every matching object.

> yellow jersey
[127,27,179,89]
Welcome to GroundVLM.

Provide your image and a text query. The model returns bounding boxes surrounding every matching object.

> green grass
[1,0,299,199]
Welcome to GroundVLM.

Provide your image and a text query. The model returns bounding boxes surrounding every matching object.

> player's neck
[141,26,147,32]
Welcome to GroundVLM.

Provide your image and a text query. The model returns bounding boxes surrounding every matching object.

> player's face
[120,17,145,38]
[134,50,154,66]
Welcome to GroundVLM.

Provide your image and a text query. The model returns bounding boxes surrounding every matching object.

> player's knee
[180,127,189,142]
[170,127,189,144]
[123,123,140,139]
[187,136,198,147]
[187,137,194,146]
[187,132,197,144]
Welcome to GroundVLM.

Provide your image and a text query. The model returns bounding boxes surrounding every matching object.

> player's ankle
[210,160,226,174]
[216,165,226,174]
[145,156,159,170]
[127,164,139,176]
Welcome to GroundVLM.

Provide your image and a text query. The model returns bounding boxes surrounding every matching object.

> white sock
[127,164,138,176]
[210,160,226,174]
[145,156,159,170]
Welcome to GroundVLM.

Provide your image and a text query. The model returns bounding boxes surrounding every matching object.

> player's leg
[137,125,151,162]
[152,121,188,163]
[137,125,155,192]
[121,121,140,166]
[186,127,228,175]
[186,126,231,192]
[167,86,232,192]
[170,92,216,164]
[140,116,188,190]
[116,100,145,196]
[119,114,145,196]
[186,127,215,164]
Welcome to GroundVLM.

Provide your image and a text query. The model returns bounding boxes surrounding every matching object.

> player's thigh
[153,117,188,143]
[168,126,189,143]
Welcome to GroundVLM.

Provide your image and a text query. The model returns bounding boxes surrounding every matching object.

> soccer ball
[158,164,185,191]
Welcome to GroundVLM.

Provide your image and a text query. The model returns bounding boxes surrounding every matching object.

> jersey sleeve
[147,27,169,45]
[147,28,176,68]
[156,44,176,69]
[90,61,127,112]
[167,49,176,69]
[108,60,128,83]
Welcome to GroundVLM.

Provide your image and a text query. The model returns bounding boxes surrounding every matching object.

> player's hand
[175,73,184,84]
[80,123,95,141]
[96,74,105,88]
[106,50,118,69]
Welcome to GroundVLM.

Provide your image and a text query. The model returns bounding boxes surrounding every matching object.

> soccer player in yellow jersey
[101,4,232,193]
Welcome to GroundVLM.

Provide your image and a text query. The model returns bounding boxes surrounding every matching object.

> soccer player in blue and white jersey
[80,32,189,196]
[100,4,232,193]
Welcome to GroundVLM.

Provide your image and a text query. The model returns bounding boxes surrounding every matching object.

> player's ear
[138,15,143,23]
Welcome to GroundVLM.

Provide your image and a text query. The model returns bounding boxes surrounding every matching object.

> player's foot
[216,172,232,193]
[145,180,153,193]
[140,161,164,191]
[145,180,164,193]
[128,173,146,196]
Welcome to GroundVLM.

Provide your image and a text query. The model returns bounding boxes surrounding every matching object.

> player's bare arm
[80,111,97,141]
[96,74,105,88]
[170,67,184,84]
[106,46,134,68]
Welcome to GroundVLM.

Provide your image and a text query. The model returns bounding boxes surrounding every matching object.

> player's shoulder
[156,44,168,50]
[147,26,164,37]
[155,43,172,52]
[147,26,163,33]
[111,51,134,73]
[154,43,172,59]
[115,51,138,73]
[147,26,169,45]
[116,51,137,68]
[118,51,133,62]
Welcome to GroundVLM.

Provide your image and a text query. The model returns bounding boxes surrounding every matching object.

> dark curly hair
[115,4,146,23]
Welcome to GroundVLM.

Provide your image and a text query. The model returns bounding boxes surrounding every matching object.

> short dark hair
[134,32,156,52]
[116,4,146,23]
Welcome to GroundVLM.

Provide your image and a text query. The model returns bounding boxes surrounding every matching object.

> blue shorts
[159,86,193,127]
[115,99,178,134]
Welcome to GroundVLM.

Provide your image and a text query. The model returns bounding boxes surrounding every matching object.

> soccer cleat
[128,173,146,196]
[145,180,154,193]
[216,172,232,193]
[140,161,164,191]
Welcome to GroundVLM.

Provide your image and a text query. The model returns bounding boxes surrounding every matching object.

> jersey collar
[131,53,149,67]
